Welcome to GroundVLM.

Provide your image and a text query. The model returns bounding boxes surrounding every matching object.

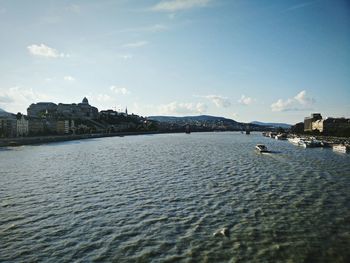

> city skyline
[0,0,349,124]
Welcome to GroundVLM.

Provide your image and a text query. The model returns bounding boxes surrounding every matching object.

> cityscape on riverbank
[0,97,349,139]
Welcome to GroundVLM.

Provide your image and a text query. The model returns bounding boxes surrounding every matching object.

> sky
[0,0,349,124]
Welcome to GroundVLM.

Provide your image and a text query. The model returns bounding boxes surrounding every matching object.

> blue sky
[0,0,349,123]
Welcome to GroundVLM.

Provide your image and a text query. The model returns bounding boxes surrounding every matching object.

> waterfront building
[304,113,322,132]
[0,109,17,137]
[312,117,350,135]
[57,120,75,134]
[28,117,44,135]
[16,114,29,136]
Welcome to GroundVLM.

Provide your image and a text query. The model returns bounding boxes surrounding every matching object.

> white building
[16,114,29,136]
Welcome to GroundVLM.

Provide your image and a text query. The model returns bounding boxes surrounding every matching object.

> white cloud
[64,76,75,81]
[238,95,254,105]
[294,90,315,105]
[152,0,211,12]
[158,101,207,115]
[204,95,231,108]
[271,98,294,112]
[122,41,149,48]
[27,44,68,58]
[110,86,130,95]
[0,86,50,113]
[271,90,315,112]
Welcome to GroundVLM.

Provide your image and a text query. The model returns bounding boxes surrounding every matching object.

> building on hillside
[27,98,99,120]
[304,113,322,132]
[27,102,57,117]
[16,114,29,136]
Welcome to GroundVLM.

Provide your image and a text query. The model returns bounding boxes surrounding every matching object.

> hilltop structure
[27,97,99,120]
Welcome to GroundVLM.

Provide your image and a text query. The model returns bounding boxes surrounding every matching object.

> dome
[82,97,89,104]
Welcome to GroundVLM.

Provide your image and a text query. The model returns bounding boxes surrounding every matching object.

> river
[1,132,350,262]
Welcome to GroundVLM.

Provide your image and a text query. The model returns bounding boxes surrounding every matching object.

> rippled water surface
[1,132,350,262]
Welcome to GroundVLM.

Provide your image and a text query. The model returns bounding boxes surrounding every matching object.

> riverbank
[0,131,165,147]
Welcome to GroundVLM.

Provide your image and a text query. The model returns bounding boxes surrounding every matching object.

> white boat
[333,144,349,153]
[288,137,302,145]
[255,144,268,152]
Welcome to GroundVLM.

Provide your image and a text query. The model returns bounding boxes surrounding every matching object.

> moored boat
[332,144,349,153]
[288,137,302,145]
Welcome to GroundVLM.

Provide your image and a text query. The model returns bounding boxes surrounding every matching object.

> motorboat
[332,144,349,153]
[255,144,268,152]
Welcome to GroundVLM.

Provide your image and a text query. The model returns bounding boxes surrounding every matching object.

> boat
[332,144,350,153]
[298,138,323,148]
[255,144,268,152]
[288,137,302,145]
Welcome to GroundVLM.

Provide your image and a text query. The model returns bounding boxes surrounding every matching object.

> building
[16,114,29,136]
[304,113,322,132]
[27,98,99,120]
[57,120,75,134]
[27,102,57,118]
[312,117,350,135]
[0,109,17,137]
[28,117,44,135]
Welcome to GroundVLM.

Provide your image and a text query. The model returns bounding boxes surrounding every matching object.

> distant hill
[148,115,269,131]
[0,108,15,118]
[149,115,238,124]
[250,121,291,129]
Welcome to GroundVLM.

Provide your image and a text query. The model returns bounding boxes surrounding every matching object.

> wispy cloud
[121,24,168,33]
[64,76,75,81]
[122,41,149,48]
[286,1,315,11]
[271,90,315,112]
[158,101,207,115]
[27,44,68,58]
[204,95,231,108]
[110,86,130,95]
[0,86,50,113]
[152,0,211,12]
[238,95,254,105]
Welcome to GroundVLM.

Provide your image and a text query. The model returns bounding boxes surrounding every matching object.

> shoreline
[0,131,166,147]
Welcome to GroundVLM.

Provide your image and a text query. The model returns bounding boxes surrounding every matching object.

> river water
[1,132,350,262]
